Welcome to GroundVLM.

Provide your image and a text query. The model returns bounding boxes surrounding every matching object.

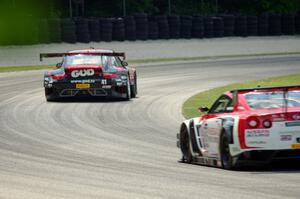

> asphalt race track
[1,56,300,199]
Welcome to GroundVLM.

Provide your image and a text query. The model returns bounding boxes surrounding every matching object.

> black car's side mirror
[121,61,128,66]
[198,107,209,113]
[56,63,62,68]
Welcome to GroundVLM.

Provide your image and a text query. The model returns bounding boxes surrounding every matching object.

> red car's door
[198,95,233,157]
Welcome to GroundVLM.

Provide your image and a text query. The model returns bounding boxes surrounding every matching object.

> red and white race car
[177,86,300,169]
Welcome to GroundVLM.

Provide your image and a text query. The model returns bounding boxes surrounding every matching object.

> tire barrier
[148,16,159,40]
[258,14,269,36]
[134,13,148,40]
[247,16,258,36]
[221,14,235,36]
[100,18,113,42]
[213,17,224,37]
[48,18,62,43]
[192,16,204,38]
[204,17,214,38]
[4,13,300,46]
[112,18,125,41]
[281,14,295,35]
[296,14,300,34]
[124,16,136,41]
[88,18,101,42]
[61,18,76,43]
[180,16,193,39]
[156,15,169,39]
[74,18,90,43]
[235,15,247,37]
[269,14,282,35]
[168,15,180,39]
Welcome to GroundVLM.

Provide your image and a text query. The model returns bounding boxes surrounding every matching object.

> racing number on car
[71,69,95,78]
[101,79,107,85]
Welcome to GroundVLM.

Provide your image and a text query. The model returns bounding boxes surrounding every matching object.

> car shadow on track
[237,160,300,173]
[46,97,138,103]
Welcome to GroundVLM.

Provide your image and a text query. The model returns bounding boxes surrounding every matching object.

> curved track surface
[1,56,300,199]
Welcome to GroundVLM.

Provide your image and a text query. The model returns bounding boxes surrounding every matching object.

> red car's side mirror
[198,107,209,113]
[56,62,62,68]
[122,61,128,66]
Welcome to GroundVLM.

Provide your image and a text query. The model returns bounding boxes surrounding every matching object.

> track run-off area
[1,56,300,198]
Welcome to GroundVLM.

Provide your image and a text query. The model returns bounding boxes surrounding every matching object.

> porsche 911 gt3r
[41,48,137,101]
[177,86,300,169]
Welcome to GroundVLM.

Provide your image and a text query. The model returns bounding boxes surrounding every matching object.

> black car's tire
[125,79,131,101]
[45,88,55,101]
[220,133,236,170]
[130,75,137,98]
[180,126,193,163]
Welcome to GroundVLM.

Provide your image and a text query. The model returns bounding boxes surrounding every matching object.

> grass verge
[0,65,54,73]
[1,51,300,73]
[182,73,300,119]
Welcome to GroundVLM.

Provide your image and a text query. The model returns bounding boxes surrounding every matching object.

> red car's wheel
[220,133,236,170]
[180,126,193,163]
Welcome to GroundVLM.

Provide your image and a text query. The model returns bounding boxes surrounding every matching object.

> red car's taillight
[247,116,260,128]
[262,119,272,128]
[246,116,272,129]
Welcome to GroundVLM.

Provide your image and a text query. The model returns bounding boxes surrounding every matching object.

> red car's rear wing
[231,85,300,106]
[39,52,126,62]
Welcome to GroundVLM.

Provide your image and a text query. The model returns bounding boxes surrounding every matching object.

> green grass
[0,65,54,72]
[182,73,300,119]
[128,51,300,64]
[1,51,300,73]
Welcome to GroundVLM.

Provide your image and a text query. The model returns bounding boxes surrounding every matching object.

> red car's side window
[209,95,233,114]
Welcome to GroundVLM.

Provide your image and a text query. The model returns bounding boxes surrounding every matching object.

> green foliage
[259,0,300,14]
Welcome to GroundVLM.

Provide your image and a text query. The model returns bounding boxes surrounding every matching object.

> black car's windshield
[64,55,102,65]
[244,91,300,110]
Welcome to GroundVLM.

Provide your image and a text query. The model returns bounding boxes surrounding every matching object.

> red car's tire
[220,133,236,170]
[180,126,193,163]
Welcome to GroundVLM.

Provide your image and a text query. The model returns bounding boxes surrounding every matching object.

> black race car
[41,48,137,101]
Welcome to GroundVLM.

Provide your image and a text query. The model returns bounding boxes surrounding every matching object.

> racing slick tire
[180,125,193,163]
[130,75,137,98]
[125,79,131,101]
[220,133,236,170]
[45,88,56,102]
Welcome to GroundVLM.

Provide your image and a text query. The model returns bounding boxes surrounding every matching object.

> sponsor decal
[102,85,112,89]
[285,122,300,127]
[247,141,267,145]
[271,114,285,121]
[207,136,219,143]
[71,69,95,78]
[280,135,292,141]
[71,79,96,83]
[245,129,270,137]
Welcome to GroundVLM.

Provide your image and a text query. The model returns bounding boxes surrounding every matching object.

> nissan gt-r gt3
[177,86,300,169]
[41,48,137,101]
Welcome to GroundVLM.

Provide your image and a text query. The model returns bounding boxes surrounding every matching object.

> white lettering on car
[71,69,95,78]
